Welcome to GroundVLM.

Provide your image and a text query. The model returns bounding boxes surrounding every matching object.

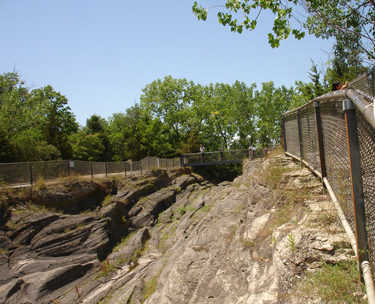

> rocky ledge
[0,155,358,304]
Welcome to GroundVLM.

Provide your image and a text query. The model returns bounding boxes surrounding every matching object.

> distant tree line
[0,54,368,163]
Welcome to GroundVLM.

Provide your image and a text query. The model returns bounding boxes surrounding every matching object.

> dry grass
[256,158,311,241]
[34,176,47,190]
[297,260,366,303]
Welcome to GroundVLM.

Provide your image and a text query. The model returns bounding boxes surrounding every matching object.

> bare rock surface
[0,156,356,304]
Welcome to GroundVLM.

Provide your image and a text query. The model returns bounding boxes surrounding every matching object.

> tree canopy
[0,72,78,162]
[1,60,368,164]
[192,0,375,59]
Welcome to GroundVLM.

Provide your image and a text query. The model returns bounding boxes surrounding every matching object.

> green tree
[231,81,257,149]
[29,85,78,159]
[83,114,111,161]
[192,0,305,48]
[254,82,294,147]
[11,128,60,162]
[304,0,375,60]
[0,128,13,162]
[0,72,77,162]
[175,129,201,154]
[192,0,375,59]
[200,83,239,149]
[86,114,107,134]
[140,76,196,153]
[292,60,328,106]
[324,41,369,86]
[108,104,172,161]
[108,105,144,160]
[70,131,105,161]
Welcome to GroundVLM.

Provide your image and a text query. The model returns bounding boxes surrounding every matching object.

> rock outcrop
[0,155,358,304]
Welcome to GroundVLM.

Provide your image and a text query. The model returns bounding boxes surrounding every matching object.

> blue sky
[0,1,334,126]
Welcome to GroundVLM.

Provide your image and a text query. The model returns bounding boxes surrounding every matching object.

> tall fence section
[282,70,375,294]
[181,149,251,166]
[0,156,182,187]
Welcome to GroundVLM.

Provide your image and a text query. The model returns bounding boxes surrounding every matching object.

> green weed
[142,277,158,301]
[287,233,297,255]
[241,239,256,248]
[178,206,186,215]
[76,222,86,230]
[34,176,47,190]
[102,195,113,206]
[199,204,212,213]
[97,258,116,278]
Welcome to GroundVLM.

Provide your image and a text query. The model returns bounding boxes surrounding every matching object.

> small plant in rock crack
[287,233,297,255]
[97,258,116,278]
[178,206,186,215]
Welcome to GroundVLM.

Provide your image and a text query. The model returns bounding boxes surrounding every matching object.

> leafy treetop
[192,0,375,59]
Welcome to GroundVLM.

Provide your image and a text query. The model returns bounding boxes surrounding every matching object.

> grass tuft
[143,277,158,301]
[299,260,366,303]
[34,176,47,190]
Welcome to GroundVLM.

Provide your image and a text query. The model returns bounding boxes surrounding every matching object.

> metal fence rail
[282,73,375,281]
[181,149,253,166]
[0,156,183,187]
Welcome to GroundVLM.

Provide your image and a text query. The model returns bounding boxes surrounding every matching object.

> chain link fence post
[343,99,369,278]
[282,116,287,152]
[297,110,304,163]
[30,163,33,186]
[314,102,327,179]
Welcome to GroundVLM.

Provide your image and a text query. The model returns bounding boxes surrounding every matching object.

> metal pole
[297,110,304,161]
[362,262,375,304]
[30,163,33,186]
[68,160,71,176]
[314,102,327,179]
[281,116,287,152]
[343,99,369,276]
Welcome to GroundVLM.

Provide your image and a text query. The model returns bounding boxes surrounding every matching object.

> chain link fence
[0,156,182,187]
[282,69,375,277]
[182,149,251,166]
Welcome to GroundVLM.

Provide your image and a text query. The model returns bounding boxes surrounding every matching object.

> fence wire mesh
[284,112,300,158]
[0,162,31,186]
[349,67,375,103]
[283,89,375,275]
[300,106,320,173]
[357,112,375,264]
[70,161,92,177]
[182,149,249,166]
[0,156,183,186]
[320,101,354,228]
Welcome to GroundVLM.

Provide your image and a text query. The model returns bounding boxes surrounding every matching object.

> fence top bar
[283,90,346,116]
[345,89,375,130]
[0,160,68,166]
[284,88,375,131]
[182,149,249,157]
